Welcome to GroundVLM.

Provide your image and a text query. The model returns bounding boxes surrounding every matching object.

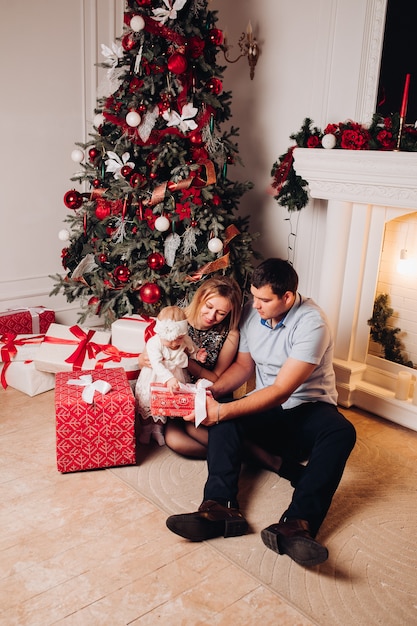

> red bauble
[92,178,102,188]
[206,77,223,95]
[120,165,133,177]
[63,189,83,210]
[130,172,146,188]
[113,265,131,283]
[95,203,111,220]
[122,32,136,51]
[208,28,224,46]
[88,147,99,161]
[147,252,165,271]
[188,129,203,146]
[98,253,108,264]
[139,282,162,304]
[167,52,188,74]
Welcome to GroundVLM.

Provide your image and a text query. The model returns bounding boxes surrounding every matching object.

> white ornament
[93,113,105,127]
[71,149,84,163]
[321,133,336,149]
[130,15,145,32]
[155,215,170,232]
[58,229,70,242]
[126,111,141,127]
[208,237,223,253]
[164,232,181,266]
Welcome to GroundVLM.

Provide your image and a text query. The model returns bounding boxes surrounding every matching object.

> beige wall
[0,0,387,325]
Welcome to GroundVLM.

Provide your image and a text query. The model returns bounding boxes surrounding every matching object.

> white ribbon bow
[152,0,187,24]
[177,379,213,427]
[162,103,198,133]
[67,374,112,404]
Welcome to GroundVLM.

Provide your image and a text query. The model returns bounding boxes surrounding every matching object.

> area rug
[110,410,417,626]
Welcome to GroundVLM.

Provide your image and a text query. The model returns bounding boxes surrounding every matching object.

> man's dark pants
[203,401,356,537]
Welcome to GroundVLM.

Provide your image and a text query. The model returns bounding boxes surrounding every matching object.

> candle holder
[221,22,260,80]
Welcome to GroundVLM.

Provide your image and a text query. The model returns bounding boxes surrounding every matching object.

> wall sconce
[221,21,260,80]
[397,248,417,276]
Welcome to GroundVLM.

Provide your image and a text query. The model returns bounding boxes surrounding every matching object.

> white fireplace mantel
[294,148,417,431]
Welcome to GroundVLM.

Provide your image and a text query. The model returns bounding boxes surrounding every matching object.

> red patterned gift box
[55,367,136,473]
[0,307,55,334]
[150,382,211,418]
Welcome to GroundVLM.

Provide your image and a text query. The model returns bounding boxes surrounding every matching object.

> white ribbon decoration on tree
[67,374,112,404]
[105,151,135,179]
[162,103,198,133]
[152,0,187,24]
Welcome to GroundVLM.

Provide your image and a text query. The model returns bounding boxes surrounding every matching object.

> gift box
[34,323,111,373]
[94,345,140,388]
[111,314,156,354]
[55,367,136,472]
[150,382,211,419]
[0,307,55,335]
[1,333,45,363]
[1,361,55,396]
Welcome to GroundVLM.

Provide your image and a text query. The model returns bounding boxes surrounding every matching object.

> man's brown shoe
[166,500,248,542]
[261,517,328,567]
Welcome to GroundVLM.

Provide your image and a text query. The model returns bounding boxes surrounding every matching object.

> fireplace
[293,148,417,431]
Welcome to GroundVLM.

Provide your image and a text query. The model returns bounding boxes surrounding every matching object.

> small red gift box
[55,367,136,472]
[0,307,54,335]
[150,382,210,418]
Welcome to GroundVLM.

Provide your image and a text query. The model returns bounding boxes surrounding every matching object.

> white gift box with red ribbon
[111,314,156,354]
[1,361,55,396]
[34,323,110,373]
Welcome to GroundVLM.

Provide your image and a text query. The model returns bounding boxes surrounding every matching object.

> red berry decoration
[113,265,131,283]
[92,178,102,188]
[98,253,108,264]
[63,190,83,210]
[147,252,165,271]
[206,77,223,95]
[139,282,162,304]
[167,52,188,75]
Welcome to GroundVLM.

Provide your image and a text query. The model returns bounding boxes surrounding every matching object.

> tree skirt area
[110,410,417,626]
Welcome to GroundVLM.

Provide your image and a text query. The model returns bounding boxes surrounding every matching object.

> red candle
[400,73,411,119]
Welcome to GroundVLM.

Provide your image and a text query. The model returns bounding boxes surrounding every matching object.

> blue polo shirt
[238,293,337,409]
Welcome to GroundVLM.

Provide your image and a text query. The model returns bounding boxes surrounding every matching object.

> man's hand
[182,393,224,426]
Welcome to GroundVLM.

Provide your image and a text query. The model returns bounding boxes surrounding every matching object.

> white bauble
[71,149,84,163]
[126,111,141,127]
[130,15,145,32]
[155,216,170,232]
[321,133,336,149]
[93,113,105,127]
[208,237,223,253]
[58,229,70,242]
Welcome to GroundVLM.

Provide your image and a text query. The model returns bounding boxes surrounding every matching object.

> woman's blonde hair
[185,275,242,331]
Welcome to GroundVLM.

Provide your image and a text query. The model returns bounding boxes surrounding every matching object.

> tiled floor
[0,386,315,625]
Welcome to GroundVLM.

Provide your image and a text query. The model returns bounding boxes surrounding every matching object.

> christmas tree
[51,0,258,328]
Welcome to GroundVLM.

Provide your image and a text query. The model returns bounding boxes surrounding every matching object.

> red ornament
[95,202,111,220]
[120,165,133,177]
[122,32,136,51]
[92,178,102,188]
[147,252,165,271]
[130,172,146,188]
[208,29,224,46]
[188,129,203,146]
[167,52,188,74]
[88,147,99,161]
[139,282,162,304]
[206,77,223,95]
[113,265,131,283]
[98,253,108,264]
[63,190,83,210]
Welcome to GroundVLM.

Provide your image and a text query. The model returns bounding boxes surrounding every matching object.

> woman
[139,275,242,458]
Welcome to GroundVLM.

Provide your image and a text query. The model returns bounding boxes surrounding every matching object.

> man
[166,258,356,567]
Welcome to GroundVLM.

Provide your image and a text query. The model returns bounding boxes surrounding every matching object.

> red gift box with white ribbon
[0,307,55,335]
[55,367,136,472]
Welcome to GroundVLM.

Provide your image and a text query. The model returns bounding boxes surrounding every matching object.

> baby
[135,305,207,445]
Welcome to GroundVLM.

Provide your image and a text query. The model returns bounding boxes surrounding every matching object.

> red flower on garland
[340,125,370,150]
[144,208,157,230]
[307,136,320,148]
[176,202,191,220]
[376,129,395,150]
